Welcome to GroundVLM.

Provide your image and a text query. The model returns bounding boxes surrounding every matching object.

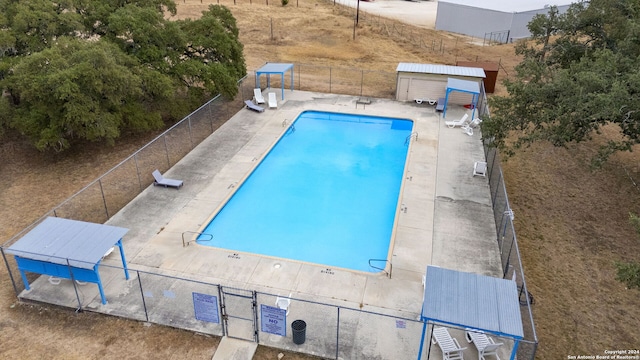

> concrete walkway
[212,337,258,360]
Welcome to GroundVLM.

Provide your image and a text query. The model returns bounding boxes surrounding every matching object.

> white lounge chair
[462,118,483,136]
[473,161,487,177]
[152,169,183,189]
[244,99,265,113]
[268,92,277,109]
[466,329,503,360]
[275,293,292,315]
[432,327,466,360]
[445,113,470,128]
[253,88,265,104]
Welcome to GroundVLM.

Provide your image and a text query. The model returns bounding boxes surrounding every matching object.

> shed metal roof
[421,266,524,339]
[6,217,128,269]
[396,63,485,78]
[438,0,575,13]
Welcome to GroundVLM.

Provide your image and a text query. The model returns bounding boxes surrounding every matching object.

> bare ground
[0,1,638,359]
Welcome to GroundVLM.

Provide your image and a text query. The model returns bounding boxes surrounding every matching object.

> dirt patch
[1,0,638,359]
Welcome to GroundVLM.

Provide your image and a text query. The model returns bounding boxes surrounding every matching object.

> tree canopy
[0,0,246,152]
[484,0,640,166]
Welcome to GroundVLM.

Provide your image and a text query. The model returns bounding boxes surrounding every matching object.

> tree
[0,0,246,152]
[484,0,640,166]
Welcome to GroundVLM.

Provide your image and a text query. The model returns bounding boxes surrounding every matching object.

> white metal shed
[435,0,575,41]
[395,63,485,106]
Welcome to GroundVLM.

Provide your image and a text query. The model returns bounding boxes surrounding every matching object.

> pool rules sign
[192,292,220,323]
[260,304,286,336]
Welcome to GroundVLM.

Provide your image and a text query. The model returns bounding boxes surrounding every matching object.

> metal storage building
[395,63,485,106]
[435,0,575,41]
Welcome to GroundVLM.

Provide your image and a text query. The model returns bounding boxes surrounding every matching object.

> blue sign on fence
[192,292,219,323]
[260,304,286,336]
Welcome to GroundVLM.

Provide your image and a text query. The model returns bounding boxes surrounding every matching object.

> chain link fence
[1,64,537,359]
[477,100,539,360]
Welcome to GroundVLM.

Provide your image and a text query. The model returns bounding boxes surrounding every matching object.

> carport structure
[255,63,294,100]
[6,217,130,305]
[442,77,480,119]
[418,266,524,360]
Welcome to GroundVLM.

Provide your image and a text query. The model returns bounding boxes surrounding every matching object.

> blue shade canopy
[6,217,128,269]
[255,63,294,100]
[421,265,524,339]
[443,77,481,119]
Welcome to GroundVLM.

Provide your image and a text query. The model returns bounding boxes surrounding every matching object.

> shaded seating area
[255,63,294,100]
[441,78,480,119]
[152,169,184,189]
[6,217,130,305]
[418,266,524,360]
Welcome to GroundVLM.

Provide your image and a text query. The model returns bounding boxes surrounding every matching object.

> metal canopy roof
[421,266,524,338]
[255,63,295,100]
[256,63,294,73]
[443,77,481,119]
[447,77,480,95]
[396,63,486,78]
[6,217,129,269]
[417,266,524,360]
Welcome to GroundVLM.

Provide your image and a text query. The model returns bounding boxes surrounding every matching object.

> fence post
[98,179,110,220]
[163,135,171,168]
[336,307,340,360]
[133,155,143,192]
[137,270,150,322]
[1,248,19,296]
[188,116,194,149]
[328,67,332,93]
[360,70,364,97]
[207,100,215,134]
[217,285,227,336]
[67,259,83,311]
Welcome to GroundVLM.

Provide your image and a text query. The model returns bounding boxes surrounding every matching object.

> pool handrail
[181,231,213,247]
[368,258,392,278]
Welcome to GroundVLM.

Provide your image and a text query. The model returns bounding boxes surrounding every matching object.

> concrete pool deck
[17,90,502,359]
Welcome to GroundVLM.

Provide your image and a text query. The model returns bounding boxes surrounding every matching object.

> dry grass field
[0,1,638,359]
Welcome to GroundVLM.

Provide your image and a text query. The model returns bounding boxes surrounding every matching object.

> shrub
[615,261,640,289]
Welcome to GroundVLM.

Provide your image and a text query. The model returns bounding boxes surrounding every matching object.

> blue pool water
[198,111,413,272]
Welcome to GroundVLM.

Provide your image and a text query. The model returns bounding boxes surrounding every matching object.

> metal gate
[220,286,259,342]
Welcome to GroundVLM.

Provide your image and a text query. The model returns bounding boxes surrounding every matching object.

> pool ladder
[369,259,392,278]
[404,132,418,145]
[181,231,213,247]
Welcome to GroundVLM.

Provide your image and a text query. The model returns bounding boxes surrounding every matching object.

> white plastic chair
[466,329,503,360]
[462,118,482,136]
[275,293,292,315]
[268,92,277,109]
[445,113,470,128]
[432,327,466,360]
[253,88,265,104]
[473,161,487,177]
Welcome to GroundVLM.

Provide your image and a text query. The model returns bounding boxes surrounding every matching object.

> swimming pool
[198,110,413,272]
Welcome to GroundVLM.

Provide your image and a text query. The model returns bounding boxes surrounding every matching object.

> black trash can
[291,319,306,345]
